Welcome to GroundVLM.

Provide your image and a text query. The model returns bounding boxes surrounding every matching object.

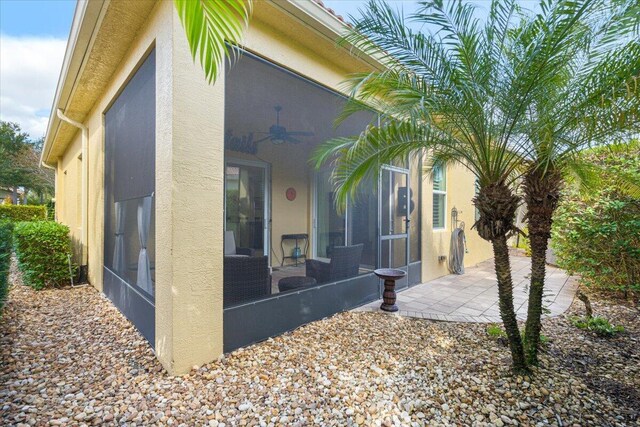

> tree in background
[0,121,54,204]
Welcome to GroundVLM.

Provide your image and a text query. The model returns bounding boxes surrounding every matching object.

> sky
[0,0,76,139]
[0,0,533,139]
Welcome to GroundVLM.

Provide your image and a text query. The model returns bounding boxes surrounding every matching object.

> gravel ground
[1,268,639,426]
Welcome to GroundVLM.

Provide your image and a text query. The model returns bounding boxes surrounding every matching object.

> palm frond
[174,0,252,83]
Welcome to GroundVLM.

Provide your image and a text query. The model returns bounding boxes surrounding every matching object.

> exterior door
[225,160,270,260]
[379,166,410,289]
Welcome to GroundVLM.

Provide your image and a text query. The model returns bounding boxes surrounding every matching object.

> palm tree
[174,0,252,83]
[313,0,609,372]
[513,1,640,365]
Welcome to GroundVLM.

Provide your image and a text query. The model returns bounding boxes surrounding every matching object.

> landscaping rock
[1,272,638,426]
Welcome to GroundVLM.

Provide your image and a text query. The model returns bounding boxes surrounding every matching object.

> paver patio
[357,255,579,323]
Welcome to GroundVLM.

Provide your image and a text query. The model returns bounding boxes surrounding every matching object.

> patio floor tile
[356,255,577,323]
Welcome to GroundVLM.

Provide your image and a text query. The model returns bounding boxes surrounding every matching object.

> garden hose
[448,222,467,275]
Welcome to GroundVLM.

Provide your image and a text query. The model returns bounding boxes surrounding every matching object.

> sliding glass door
[225,160,269,259]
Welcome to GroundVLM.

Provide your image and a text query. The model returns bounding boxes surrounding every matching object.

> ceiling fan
[254,106,314,144]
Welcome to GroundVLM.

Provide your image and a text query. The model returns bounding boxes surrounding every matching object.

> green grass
[486,324,550,344]
[570,316,625,337]
[487,324,507,338]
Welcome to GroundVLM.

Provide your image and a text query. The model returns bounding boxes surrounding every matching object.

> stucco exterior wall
[56,2,168,292]
[52,0,226,375]
[56,135,82,263]
[421,163,493,282]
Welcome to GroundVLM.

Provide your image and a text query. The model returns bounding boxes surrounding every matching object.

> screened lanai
[223,48,423,350]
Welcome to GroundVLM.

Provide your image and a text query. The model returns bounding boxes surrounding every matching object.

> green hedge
[13,221,74,290]
[552,196,640,297]
[0,205,47,222]
[46,200,55,221]
[0,220,13,311]
[552,142,640,298]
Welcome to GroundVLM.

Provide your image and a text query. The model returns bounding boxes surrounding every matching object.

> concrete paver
[356,255,578,323]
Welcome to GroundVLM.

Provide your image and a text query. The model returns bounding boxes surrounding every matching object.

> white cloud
[0,34,66,139]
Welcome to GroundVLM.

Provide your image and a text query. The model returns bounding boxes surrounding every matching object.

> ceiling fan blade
[254,136,272,143]
[285,135,303,144]
[286,131,314,136]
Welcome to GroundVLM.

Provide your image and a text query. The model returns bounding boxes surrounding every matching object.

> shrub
[570,316,625,337]
[13,221,74,290]
[552,142,640,299]
[0,205,46,222]
[46,199,55,221]
[0,220,13,311]
[552,195,640,298]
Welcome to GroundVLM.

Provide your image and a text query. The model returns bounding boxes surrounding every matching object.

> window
[432,164,446,229]
[104,49,156,299]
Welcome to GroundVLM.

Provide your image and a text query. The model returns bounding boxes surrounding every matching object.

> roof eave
[278,0,385,70]
[42,0,384,166]
[41,0,106,167]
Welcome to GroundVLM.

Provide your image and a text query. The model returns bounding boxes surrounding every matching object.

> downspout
[40,161,56,220]
[56,109,89,283]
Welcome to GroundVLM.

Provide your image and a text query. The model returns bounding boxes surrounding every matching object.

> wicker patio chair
[305,244,363,284]
[224,255,271,306]
[224,230,256,257]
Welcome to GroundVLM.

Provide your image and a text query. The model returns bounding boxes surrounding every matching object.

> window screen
[104,49,156,299]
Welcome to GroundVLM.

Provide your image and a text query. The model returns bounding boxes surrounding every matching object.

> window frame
[432,165,447,230]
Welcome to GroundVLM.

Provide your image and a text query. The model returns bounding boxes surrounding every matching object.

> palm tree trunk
[524,230,548,365]
[493,235,528,372]
[523,168,562,365]
[474,181,527,373]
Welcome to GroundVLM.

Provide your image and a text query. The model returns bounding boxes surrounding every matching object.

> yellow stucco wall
[56,136,82,263]
[53,1,224,375]
[421,163,493,282]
